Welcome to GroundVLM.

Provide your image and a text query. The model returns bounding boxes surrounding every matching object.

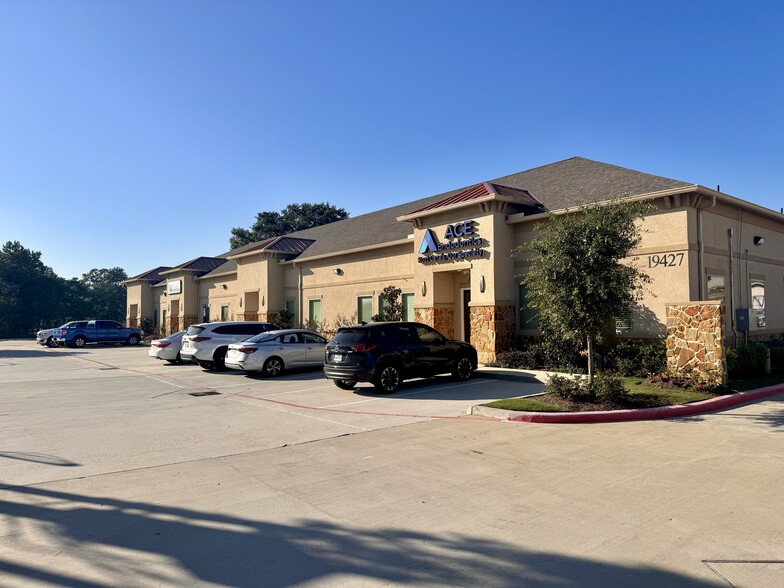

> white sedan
[225,329,328,376]
[149,331,186,363]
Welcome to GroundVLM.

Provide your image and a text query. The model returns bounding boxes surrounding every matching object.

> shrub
[546,373,588,401]
[276,308,294,329]
[605,341,665,377]
[139,316,154,337]
[727,343,768,379]
[590,373,628,404]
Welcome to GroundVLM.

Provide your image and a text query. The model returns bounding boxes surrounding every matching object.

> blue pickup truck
[54,320,143,348]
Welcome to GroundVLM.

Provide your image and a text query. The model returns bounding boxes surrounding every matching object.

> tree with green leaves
[81,267,128,322]
[516,198,652,381]
[372,285,403,322]
[230,202,349,249]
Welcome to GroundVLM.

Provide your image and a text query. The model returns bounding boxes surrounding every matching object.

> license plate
[227,350,238,358]
[331,353,345,363]
[183,341,191,348]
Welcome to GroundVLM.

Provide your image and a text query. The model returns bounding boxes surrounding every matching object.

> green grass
[623,378,712,404]
[486,373,784,413]
[485,397,569,412]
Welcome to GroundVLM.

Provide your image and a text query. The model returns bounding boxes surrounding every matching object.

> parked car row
[37,320,143,348]
[148,320,478,393]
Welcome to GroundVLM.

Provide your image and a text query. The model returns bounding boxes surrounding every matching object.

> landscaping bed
[486,374,784,413]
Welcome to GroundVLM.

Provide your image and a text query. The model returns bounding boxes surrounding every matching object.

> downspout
[727,229,737,346]
[294,261,303,328]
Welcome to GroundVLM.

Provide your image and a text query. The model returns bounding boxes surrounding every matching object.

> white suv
[181,322,278,370]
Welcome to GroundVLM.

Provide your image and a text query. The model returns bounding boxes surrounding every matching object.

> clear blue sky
[1,1,783,279]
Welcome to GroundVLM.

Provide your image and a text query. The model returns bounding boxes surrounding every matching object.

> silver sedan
[225,329,328,376]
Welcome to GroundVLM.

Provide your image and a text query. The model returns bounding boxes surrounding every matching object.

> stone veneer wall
[470,305,515,364]
[414,306,455,339]
[665,302,726,385]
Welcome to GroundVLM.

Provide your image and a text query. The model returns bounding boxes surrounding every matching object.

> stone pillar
[469,305,515,364]
[665,302,726,385]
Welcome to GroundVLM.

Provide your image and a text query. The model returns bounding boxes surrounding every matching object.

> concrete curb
[471,384,784,424]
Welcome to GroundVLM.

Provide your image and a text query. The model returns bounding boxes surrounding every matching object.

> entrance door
[462,289,471,343]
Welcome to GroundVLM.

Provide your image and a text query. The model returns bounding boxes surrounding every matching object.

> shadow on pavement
[0,452,80,467]
[351,375,545,402]
[0,484,717,588]
[0,349,85,359]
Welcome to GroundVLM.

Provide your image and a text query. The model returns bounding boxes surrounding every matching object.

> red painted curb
[507,384,784,423]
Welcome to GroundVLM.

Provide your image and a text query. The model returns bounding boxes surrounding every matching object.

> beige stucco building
[125,157,784,363]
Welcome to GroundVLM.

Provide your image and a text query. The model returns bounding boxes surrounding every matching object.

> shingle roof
[283,157,690,260]
[194,157,691,272]
[162,256,228,274]
[127,266,172,282]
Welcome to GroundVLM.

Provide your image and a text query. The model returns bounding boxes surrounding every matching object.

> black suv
[323,322,478,393]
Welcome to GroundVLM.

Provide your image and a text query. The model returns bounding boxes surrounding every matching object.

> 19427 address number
[648,253,684,268]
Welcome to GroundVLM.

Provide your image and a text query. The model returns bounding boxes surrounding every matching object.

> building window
[615,307,633,333]
[402,293,414,322]
[221,305,229,321]
[518,282,539,328]
[285,299,296,321]
[706,274,726,301]
[308,299,322,325]
[751,278,765,329]
[358,296,373,323]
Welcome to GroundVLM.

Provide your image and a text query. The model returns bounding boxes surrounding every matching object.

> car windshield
[244,332,278,343]
[185,326,206,336]
[331,329,368,345]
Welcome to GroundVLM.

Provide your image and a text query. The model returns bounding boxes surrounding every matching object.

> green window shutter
[518,283,539,328]
[402,293,414,322]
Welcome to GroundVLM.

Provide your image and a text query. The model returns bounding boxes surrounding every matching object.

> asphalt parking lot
[1,339,783,587]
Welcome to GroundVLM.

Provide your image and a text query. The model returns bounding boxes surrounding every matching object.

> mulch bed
[530,391,717,412]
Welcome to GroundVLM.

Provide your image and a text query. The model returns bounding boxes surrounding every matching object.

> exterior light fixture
[240,298,243,307]
[421,281,427,296]
[333,268,343,275]
[261,295,265,306]
[754,236,765,246]
[222,284,228,290]
[479,275,486,293]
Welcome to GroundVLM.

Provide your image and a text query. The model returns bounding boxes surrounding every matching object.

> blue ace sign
[443,220,475,239]
[417,219,486,264]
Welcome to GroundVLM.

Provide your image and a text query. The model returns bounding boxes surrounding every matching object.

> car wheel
[213,348,227,371]
[374,364,402,393]
[127,334,140,346]
[197,360,214,370]
[45,336,56,348]
[263,357,284,377]
[73,336,87,349]
[334,379,357,390]
[452,355,474,381]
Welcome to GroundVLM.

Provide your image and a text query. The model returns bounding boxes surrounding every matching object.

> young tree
[230,202,349,249]
[372,286,403,322]
[517,198,652,381]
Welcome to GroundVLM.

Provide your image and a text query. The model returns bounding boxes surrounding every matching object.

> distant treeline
[0,241,128,338]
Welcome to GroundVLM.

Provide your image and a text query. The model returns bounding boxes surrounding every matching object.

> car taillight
[238,347,257,353]
[350,344,376,352]
[190,337,211,342]
[154,342,171,348]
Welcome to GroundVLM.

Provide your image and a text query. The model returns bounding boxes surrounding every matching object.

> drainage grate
[188,391,221,397]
